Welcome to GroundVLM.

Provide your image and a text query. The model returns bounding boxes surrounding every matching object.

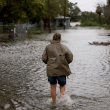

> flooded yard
[0,27,110,110]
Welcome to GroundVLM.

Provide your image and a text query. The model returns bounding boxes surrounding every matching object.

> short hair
[53,33,61,40]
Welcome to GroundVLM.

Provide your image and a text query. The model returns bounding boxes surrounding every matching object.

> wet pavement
[0,26,110,110]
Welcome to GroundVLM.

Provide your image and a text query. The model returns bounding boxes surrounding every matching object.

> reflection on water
[0,27,110,110]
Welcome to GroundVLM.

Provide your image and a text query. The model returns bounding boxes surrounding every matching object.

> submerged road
[0,27,110,110]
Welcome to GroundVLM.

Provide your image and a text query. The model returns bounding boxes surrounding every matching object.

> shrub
[28,30,41,34]
[80,20,100,26]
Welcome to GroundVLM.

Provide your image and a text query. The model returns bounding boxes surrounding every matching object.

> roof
[55,16,71,19]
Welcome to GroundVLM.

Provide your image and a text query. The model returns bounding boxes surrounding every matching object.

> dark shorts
[48,75,66,86]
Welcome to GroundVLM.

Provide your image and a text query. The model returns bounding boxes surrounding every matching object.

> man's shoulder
[61,44,68,49]
[46,42,68,48]
[46,43,52,48]
[45,43,53,50]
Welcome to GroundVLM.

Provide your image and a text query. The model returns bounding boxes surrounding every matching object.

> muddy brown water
[0,27,110,110]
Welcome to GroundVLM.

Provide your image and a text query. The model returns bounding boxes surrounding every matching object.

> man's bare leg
[60,85,65,95]
[50,84,57,102]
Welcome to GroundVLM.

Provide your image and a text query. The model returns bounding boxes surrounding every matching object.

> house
[54,16,71,27]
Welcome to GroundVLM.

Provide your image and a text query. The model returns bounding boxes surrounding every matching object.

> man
[42,33,73,103]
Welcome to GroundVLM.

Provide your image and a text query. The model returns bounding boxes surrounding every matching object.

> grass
[80,20,110,27]
[80,21,100,26]
[100,24,110,27]
[28,30,42,34]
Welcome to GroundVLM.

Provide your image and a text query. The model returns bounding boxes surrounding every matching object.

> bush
[80,20,100,26]
[80,20,110,27]
[100,24,110,27]
[28,30,41,34]
[36,30,41,34]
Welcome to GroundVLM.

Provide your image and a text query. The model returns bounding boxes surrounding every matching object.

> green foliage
[67,2,81,21]
[103,5,110,25]
[107,0,110,5]
[80,21,100,26]
[95,1,110,25]
[36,30,41,34]
[80,18,110,27]
[100,24,110,27]
[0,0,45,23]
[43,0,70,20]
[0,0,82,24]
[0,0,72,23]
[81,11,99,23]
[80,13,100,26]
[28,30,41,34]
[0,0,6,9]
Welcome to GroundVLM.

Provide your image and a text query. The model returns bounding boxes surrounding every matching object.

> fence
[0,22,43,41]
[0,23,28,41]
[0,23,27,37]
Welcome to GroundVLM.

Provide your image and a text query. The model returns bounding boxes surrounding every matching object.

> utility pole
[64,0,66,30]
[48,0,51,33]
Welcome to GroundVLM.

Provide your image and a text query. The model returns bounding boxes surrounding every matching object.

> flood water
[0,26,110,110]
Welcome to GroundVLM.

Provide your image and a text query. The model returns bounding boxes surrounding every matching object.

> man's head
[53,33,61,43]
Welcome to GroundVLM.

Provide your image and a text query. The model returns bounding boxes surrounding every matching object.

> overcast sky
[69,0,107,12]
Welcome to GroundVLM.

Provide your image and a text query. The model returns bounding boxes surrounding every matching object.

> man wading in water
[42,33,73,104]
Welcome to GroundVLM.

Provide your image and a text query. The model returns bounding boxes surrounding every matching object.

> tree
[0,0,6,9]
[43,0,69,20]
[67,2,81,21]
[81,11,100,24]
[58,0,70,16]
[48,0,51,33]
[107,0,110,6]
[95,0,110,25]
[96,6,102,24]
[102,0,110,25]
[0,0,45,23]
[43,0,70,28]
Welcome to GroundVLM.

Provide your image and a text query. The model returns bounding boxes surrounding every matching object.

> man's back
[42,40,73,77]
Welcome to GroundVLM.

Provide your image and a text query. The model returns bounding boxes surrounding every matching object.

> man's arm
[64,46,73,64]
[42,47,48,64]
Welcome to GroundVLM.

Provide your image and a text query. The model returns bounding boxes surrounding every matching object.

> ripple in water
[0,29,110,110]
[45,94,73,107]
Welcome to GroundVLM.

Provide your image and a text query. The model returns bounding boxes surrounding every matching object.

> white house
[54,16,71,27]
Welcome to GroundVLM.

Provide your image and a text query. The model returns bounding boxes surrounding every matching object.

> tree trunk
[99,14,101,24]
[64,0,66,30]
[44,19,47,29]
[48,0,51,33]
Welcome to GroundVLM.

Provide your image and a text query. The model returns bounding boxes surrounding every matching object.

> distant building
[54,16,71,27]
